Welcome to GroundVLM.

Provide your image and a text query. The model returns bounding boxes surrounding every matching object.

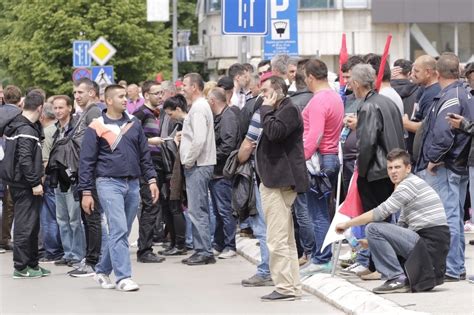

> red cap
[260,71,273,84]
[175,80,183,87]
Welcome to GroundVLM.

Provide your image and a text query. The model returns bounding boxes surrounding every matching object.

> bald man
[403,55,440,133]
[126,83,145,114]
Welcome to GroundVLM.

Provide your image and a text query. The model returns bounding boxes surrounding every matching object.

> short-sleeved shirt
[413,83,441,122]
[245,109,262,143]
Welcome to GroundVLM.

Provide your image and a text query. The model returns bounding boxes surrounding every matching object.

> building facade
[196,0,474,76]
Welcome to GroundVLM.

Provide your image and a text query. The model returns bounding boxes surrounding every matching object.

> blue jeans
[95,177,140,282]
[366,222,419,280]
[183,209,193,249]
[184,165,214,257]
[209,178,236,252]
[307,154,339,264]
[55,188,85,261]
[421,166,467,278]
[40,180,63,259]
[248,181,270,278]
[292,192,315,255]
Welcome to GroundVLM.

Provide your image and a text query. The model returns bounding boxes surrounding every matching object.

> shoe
[444,274,460,282]
[39,256,60,263]
[468,275,474,284]
[137,253,166,263]
[239,227,254,238]
[185,254,216,266]
[94,273,115,289]
[158,246,173,255]
[13,266,43,279]
[54,258,70,266]
[69,263,95,277]
[31,266,51,277]
[67,259,82,268]
[300,262,331,277]
[460,272,466,281]
[298,254,309,266]
[261,290,296,302]
[464,221,474,232]
[242,274,274,287]
[373,277,410,294]
[218,249,237,259]
[162,247,187,256]
[116,278,140,292]
[181,252,200,264]
[213,248,222,256]
[0,248,5,254]
[2,242,13,251]
[355,267,371,276]
[360,271,382,280]
[470,240,474,245]
[340,262,363,275]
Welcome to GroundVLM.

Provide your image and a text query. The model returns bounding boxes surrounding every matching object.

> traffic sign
[73,41,91,68]
[89,37,117,66]
[92,66,114,89]
[72,68,92,81]
[222,0,268,35]
[264,0,298,59]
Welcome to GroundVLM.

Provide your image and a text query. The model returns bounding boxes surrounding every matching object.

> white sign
[88,37,117,66]
[147,0,170,22]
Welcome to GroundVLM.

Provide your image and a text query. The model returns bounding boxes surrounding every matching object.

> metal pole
[454,23,459,56]
[172,0,178,82]
[238,36,249,64]
[351,31,355,55]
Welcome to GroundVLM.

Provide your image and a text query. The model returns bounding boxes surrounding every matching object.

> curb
[236,236,428,315]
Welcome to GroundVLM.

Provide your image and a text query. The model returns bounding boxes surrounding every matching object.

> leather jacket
[356,91,405,182]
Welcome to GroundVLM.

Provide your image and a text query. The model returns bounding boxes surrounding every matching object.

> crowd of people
[0,51,473,301]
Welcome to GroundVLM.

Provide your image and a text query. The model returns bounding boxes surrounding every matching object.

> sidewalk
[236,232,474,314]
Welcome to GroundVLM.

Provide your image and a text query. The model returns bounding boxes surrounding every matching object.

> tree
[0,0,171,95]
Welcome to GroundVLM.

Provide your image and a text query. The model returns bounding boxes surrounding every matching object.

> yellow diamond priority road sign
[88,36,117,66]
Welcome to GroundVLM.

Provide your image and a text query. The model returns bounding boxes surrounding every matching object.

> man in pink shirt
[300,59,344,277]
[126,83,145,114]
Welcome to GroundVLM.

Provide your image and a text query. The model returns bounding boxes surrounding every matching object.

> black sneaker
[137,253,166,263]
[68,263,95,278]
[162,247,188,256]
[54,258,70,266]
[242,274,274,287]
[261,290,296,302]
[373,277,410,294]
[444,274,460,282]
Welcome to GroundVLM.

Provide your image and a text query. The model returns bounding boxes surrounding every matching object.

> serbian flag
[375,34,392,91]
[339,33,349,87]
[322,169,364,251]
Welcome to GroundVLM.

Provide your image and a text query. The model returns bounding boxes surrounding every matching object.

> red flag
[339,169,364,218]
[375,34,392,92]
[339,33,349,86]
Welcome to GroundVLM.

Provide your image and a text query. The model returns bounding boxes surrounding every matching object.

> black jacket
[357,91,405,181]
[289,88,313,113]
[1,114,43,188]
[403,225,450,292]
[214,106,240,177]
[391,79,420,117]
[256,97,309,193]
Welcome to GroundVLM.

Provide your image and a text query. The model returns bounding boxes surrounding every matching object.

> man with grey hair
[271,54,290,80]
[349,64,405,223]
[159,81,178,138]
[287,57,298,93]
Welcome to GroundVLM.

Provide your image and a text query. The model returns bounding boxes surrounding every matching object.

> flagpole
[375,34,392,92]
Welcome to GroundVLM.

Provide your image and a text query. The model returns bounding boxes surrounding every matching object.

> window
[207,0,221,13]
[300,0,335,9]
[458,23,474,63]
[343,0,369,9]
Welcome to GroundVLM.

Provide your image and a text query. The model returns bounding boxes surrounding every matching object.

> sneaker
[116,278,140,292]
[300,262,331,277]
[162,247,187,256]
[360,271,382,280]
[338,250,354,261]
[137,252,166,263]
[218,249,237,259]
[340,262,362,275]
[68,259,83,268]
[355,267,371,276]
[39,256,60,263]
[239,227,254,238]
[94,273,115,289]
[261,290,296,302]
[464,221,474,233]
[373,277,410,294]
[444,274,460,282]
[298,253,309,266]
[212,248,222,256]
[0,248,5,254]
[241,274,274,287]
[13,266,42,279]
[34,266,51,277]
[54,258,70,266]
[69,263,95,278]
[468,275,474,284]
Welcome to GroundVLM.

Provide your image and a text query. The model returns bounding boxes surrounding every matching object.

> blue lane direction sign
[264,0,298,59]
[91,66,114,88]
[222,0,268,35]
[73,41,91,68]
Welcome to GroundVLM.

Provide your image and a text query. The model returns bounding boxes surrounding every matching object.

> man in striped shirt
[336,149,449,294]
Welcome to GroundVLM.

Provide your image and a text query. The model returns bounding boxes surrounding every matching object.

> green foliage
[0,0,171,95]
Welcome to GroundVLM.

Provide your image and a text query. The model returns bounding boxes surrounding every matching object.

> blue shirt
[414,83,441,122]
